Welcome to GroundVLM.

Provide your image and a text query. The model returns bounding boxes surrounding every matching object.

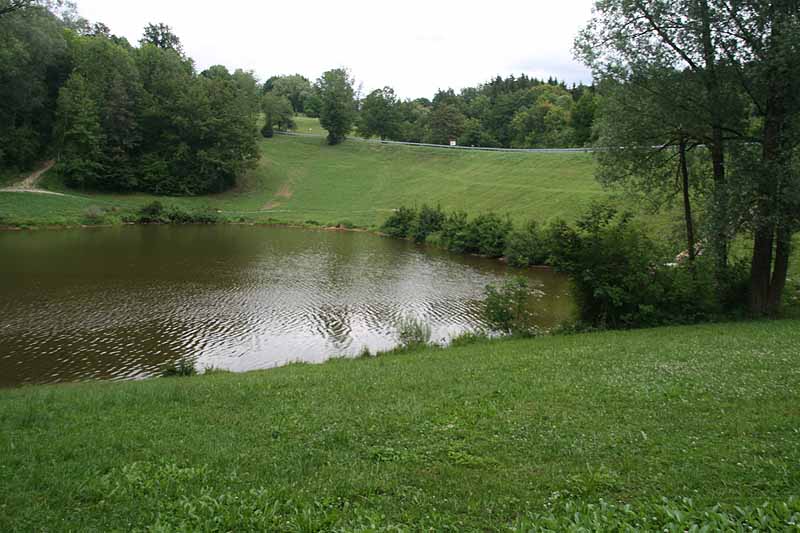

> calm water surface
[0,226,572,387]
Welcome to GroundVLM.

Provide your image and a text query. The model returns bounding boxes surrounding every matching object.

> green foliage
[427,103,465,145]
[48,26,259,195]
[467,212,514,257]
[160,358,197,377]
[511,496,800,532]
[483,277,539,336]
[440,210,471,253]
[509,85,577,148]
[505,220,548,267]
[448,331,490,347]
[136,201,220,224]
[316,68,355,145]
[81,205,107,224]
[380,206,417,238]
[549,204,737,328]
[261,93,294,135]
[139,22,183,55]
[267,74,312,114]
[394,315,432,349]
[440,211,513,257]
[411,203,444,244]
[357,86,401,140]
[0,3,67,169]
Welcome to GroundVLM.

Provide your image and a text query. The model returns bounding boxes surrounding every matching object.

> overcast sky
[74,0,595,99]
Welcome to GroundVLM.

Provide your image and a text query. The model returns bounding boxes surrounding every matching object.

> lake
[0,225,572,387]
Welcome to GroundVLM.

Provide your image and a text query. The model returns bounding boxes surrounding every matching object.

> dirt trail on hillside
[0,160,71,196]
[262,182,294,210]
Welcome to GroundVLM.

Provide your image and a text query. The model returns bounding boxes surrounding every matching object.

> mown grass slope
[0,134,605,228]
[1,320,798,530]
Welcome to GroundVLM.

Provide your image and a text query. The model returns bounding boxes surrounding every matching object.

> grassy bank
[0,134,605,229]
[1,320,798,530]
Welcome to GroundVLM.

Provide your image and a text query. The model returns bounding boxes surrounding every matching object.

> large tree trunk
[750,225,775,315]
[679,139,696,262]
[767,226,791,314]
[749,61,787,315]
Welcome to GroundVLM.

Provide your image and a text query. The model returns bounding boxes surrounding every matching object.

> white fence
[275,131,597,154]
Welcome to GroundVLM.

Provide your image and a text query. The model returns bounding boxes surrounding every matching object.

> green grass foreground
[1,320,799,530]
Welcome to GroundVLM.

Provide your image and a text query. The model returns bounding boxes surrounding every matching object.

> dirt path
[0,160,70,196]
[262,181,294,210]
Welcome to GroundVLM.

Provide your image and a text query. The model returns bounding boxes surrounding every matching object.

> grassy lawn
[0,134,606,229]
[1,319,798,530]
[292,114,329,136]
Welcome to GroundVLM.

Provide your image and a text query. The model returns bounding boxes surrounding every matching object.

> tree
[0,0,32,17]
[592,74,716,266]
[316,68,355,145]
[356,87,401,140]
[140,23,183,56]
[571,90,597,146]
[427,103,465,145]
[54,72,103,186]
[0,2,68,168]
[269,74,312,114]
[261,93,294,137]
[577,0,800,315]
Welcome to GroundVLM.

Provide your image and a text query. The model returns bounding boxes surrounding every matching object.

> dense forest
[1,1,260,194]
[264,73,597,148]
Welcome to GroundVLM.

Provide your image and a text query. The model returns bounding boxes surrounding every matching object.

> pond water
[0,226,572,387]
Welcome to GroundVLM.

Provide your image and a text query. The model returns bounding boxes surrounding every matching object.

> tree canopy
[0,3,259,194]
[316,68,356,145]
[577,0,800,316]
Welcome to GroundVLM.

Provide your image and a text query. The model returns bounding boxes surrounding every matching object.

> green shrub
[547,204,734,329]
[381,206,417,238]
[467,213,513,257]
[82,205,107,225]
[505,220,548,266]
[137,201,166,223]
[411,203,445,243]
[449,331,490,347]
[440,210,471,253]
[188,207,221,224]
[161,359,197,377]
[440,211,512,257]
[394,315,432,349]
[136,202,219,225]
[483,277,539,336]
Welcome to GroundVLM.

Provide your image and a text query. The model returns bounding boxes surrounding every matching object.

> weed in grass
[449,331,490,347]
[161,358,197,377]
[394,315,432,349]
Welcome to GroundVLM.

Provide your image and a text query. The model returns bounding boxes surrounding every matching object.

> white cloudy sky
[74,0,595,99]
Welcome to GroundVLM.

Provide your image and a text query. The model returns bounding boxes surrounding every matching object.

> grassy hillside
[0,134,606,228]
[1,319,798,530]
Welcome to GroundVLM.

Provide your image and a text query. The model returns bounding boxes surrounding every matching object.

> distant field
[292,115,328,136]
[254,135,605,227]
[0,133,607,229]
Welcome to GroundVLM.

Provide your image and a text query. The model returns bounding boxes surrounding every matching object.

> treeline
[0,3,259,194]
[263,73,596,148]
[382,203,749,330]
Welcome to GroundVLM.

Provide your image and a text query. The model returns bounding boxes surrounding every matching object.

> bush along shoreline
[382,202,755,330]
